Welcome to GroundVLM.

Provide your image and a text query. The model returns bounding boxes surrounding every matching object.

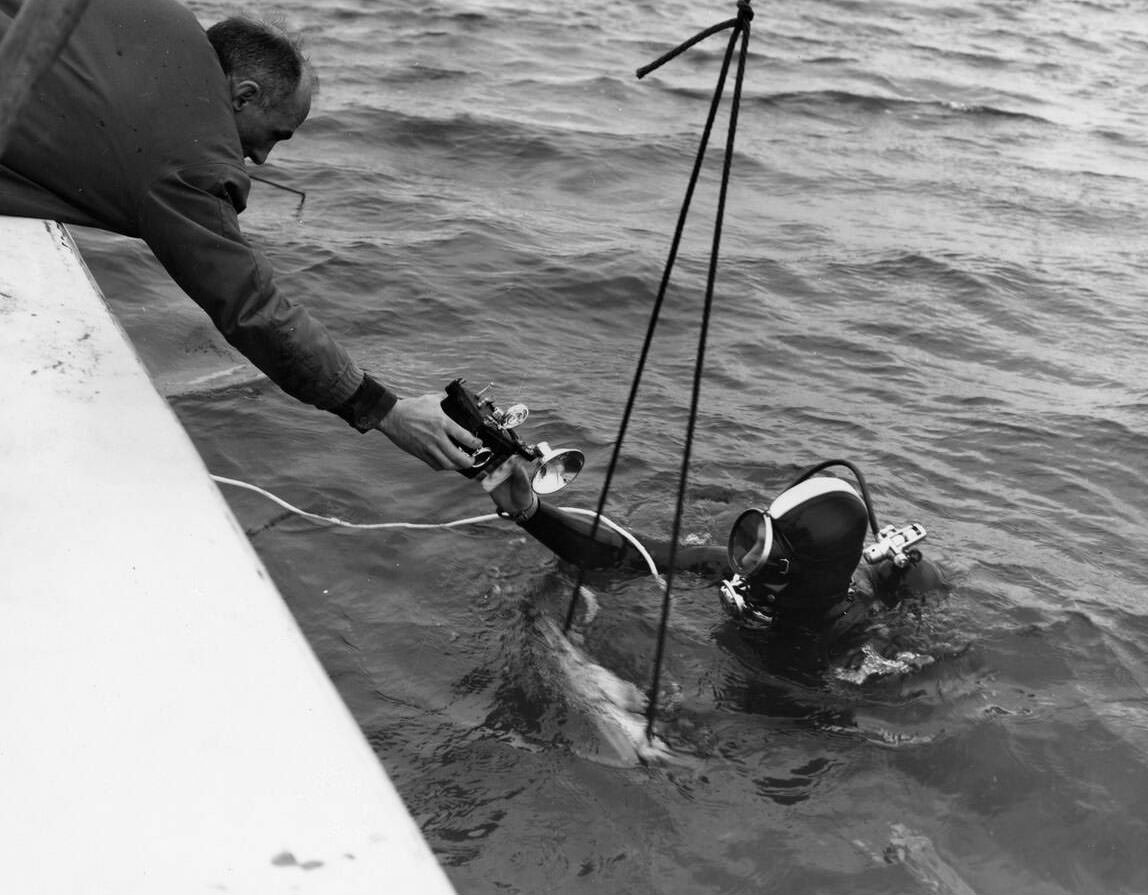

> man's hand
[375,393,483,470]
[482,456,537,517]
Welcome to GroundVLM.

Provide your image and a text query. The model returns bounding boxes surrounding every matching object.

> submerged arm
[489,458,725,576]
[518,500,656,572]
[520,501,725,576]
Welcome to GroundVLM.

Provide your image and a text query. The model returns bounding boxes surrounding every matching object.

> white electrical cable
[551,506,664,584]
[210,475,501,529]
[210,473,664,583]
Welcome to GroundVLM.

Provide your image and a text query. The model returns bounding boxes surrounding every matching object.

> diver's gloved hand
[484,456,539,521]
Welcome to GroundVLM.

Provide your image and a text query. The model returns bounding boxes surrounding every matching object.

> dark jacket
[0,0,390,421]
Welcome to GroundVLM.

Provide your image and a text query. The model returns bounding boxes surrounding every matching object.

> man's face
[231,71,313,165]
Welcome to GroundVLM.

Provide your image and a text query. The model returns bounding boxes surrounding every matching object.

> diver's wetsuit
[516,499,945,669]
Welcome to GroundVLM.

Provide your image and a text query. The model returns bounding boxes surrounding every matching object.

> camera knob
[499,403,530,429]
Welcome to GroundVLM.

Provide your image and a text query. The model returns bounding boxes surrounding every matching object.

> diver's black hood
[748,476,868,611]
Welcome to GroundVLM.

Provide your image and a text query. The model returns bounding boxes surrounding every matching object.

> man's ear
[230,79,262,111]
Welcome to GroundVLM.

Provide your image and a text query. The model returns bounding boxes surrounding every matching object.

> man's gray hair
[206,15,318,106]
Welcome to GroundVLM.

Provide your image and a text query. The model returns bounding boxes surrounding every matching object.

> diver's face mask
[718,461,928,629]
[719,507,791,628]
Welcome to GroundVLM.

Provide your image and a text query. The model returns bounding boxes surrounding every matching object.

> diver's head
[726,476,869,616]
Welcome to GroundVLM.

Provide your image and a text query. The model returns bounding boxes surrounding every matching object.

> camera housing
[441,379,530,478]
[440,379,584,494]
[863,522,927,568]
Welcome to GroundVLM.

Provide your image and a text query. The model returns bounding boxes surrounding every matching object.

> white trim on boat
[0,217,457,895]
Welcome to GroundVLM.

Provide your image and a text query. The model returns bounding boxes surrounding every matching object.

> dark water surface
[75,0,1148,892]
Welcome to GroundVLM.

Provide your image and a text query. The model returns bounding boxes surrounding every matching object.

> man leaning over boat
[0,0,480,468]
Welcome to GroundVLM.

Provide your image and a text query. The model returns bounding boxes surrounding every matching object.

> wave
[754,89,1053,125]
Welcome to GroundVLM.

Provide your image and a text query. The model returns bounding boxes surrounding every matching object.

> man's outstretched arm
[140,167,481,468]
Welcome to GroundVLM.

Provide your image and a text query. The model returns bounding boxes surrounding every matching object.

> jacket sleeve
[137,161,366,411]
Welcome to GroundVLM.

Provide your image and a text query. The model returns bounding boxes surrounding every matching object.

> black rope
[644,13,752,742]
[561,1,755,745]
[634,17,740,79]
[635,0,754,79]
[249,171,307,213]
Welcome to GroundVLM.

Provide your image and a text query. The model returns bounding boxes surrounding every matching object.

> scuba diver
[481,455,948,681]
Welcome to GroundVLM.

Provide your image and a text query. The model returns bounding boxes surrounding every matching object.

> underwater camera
[863,523,927,568]
[440,378,585,495]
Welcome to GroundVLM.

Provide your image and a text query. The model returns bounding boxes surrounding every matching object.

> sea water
[73,0,1148,892]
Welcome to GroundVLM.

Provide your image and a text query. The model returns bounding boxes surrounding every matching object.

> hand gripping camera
[863,522,927,569]
[440,378,585,495]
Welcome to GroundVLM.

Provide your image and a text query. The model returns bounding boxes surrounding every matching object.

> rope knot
[737,0,754,23]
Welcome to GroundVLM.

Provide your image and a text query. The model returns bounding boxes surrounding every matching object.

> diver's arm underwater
[482,456,685,766]
[485,458,724,577]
